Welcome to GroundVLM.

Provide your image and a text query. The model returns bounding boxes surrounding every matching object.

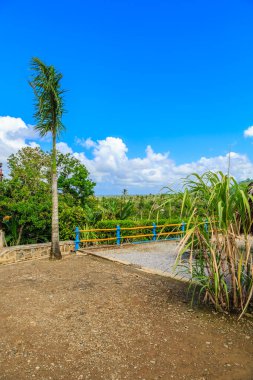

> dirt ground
[0,254,253,380]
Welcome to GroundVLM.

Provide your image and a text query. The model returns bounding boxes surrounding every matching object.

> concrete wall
[0,241,74,264]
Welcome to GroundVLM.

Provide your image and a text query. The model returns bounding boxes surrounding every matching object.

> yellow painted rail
[81,237,116,243]
[79,228,117,232]
[158,231,184,236]
[78,224,183,232]
[156,223,182,228]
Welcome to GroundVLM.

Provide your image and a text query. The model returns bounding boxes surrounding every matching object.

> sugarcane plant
[176,171,253,318]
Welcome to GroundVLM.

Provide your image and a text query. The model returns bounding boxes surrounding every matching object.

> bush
[59,205,87,240]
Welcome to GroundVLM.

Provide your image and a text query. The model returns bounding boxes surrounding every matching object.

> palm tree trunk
[51,132,62,259]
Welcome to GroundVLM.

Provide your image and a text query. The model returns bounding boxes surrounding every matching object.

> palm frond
[29,57,65,138]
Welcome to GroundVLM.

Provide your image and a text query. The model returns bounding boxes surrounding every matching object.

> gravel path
[82,241,190,279]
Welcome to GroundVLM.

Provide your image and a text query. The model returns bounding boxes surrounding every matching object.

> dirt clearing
[0,254,252,380]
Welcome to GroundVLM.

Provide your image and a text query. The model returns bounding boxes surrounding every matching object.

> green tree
[0,147,51,245]
[98,197,134,220]
[57,153,95,207]
[29,57,65,259]
[0,147,96,245]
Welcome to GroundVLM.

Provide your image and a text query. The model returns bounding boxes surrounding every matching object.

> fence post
[116,225,121,246]
[0,230,5,249]
[152,222,157,241]
[75,227,80,252]
[204,220,208,233]
[181,221,186,237]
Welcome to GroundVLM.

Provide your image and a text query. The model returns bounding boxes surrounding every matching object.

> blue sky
[1,0,253,194]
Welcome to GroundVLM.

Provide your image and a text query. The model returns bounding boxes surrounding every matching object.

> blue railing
[74,222,190,251]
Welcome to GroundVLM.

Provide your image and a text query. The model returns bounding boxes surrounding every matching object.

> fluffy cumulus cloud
[59,136,253,194]
[0,116,39,171]
[75,137,97,149]
[56,142,73,155]
[2,116,253,194]
[244,126,253,138]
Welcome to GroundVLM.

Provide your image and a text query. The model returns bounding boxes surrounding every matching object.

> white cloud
[0,116,39,170]
[75,137,97,149]
[244,126,253,137]
[56,142,73,154]
[64,137,253,194]
[29,141,40,148]
[2,116,253,194]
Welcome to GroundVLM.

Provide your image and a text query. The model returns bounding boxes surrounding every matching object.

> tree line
[0,147,182,247]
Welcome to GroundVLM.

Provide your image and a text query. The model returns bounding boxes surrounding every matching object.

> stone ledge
[0,241,74,264]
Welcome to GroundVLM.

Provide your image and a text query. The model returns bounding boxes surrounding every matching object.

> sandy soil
[0,254,253,380]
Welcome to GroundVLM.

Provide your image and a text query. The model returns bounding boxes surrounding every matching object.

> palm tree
[29,57,65,259]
